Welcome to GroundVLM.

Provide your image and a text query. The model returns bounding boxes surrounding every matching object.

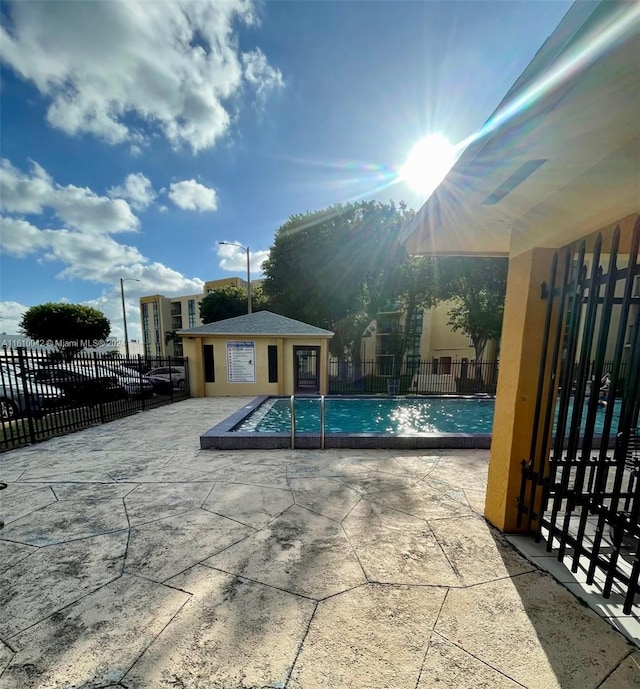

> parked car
[87,364,155,398]
[145,374,173,395]
[0,365,67,420]
[147,366,186,391]
[30,366,127,405]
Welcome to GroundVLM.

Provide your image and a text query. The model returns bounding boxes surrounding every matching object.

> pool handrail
[290,395,296,449]
[320,395,325,450]
[290,395,326,450]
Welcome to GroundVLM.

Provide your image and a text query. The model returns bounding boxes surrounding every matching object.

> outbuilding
[178,311,334,397]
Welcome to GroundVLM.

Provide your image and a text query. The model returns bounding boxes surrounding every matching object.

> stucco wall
[181,335,329,396]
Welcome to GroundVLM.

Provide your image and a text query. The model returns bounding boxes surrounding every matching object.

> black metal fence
[328,358,499,395]
[0,347,189,452]
[517,220,640,614]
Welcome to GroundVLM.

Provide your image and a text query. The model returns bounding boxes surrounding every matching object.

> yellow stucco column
[182,337,204,397]
[485,247,557,532]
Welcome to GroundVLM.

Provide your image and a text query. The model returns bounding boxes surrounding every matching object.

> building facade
[139,277,249,358]
[178,311,334,397]
[361,300,491,373]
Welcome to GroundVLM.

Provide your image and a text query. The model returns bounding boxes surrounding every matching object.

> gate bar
[570,228,622,572]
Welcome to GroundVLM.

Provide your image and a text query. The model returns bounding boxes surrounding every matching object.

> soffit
[403,12,640,258]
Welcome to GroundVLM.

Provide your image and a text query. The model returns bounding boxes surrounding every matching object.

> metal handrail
[290,394,327,450]
[320,395,325,450]
[290,395,296,450]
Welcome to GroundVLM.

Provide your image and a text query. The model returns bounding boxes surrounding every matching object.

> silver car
[0,365,66,420]
[147,366,186,391]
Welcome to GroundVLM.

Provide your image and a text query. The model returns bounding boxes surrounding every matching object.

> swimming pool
[201,395,493,450]
[200,395,623,450]
[238,397,494,434]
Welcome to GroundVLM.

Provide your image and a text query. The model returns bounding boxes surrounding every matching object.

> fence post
[92,352,106,423]
[17,347,37,445]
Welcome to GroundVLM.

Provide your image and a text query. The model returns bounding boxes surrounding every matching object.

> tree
[433,257,508,364]
[262,200,412,368]
[199,285,269,324]
[19,302,110,360]
[390,255,441,369]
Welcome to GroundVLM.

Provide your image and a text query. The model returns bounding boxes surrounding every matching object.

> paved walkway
[0,398,637,689]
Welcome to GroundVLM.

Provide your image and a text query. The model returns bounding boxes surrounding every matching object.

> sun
[400,134,456,196]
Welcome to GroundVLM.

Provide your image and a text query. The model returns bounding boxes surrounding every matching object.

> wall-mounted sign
[226,340,256,383]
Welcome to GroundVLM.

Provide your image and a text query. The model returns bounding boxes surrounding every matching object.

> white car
[74,363,154,399]
[97,365,154,398]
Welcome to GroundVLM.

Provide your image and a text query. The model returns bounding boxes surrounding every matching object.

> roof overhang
[402,1,640,258]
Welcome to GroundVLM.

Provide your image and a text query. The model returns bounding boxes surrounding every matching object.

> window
[440,356,452,375]
[204,345,215,383]
[142,303,151,357]
[268,345,278,383]
[188,299,196,328]
[152,302,160,356]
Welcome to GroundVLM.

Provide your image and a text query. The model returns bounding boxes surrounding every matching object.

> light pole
[120,277,140,359]
[219,241,251,314]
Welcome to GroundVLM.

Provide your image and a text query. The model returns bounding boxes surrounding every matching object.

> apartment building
[361,300,497,373]
[140,277,248,357]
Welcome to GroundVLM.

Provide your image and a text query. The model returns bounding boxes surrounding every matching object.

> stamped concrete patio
[0,398,638,689]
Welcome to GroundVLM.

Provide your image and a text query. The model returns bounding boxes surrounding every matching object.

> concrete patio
[0,398,638,689]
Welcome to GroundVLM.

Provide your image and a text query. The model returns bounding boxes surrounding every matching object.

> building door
[294,346,320,393]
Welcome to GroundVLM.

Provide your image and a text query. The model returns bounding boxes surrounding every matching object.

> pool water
[235,397,623,435]
[238,398,494,434]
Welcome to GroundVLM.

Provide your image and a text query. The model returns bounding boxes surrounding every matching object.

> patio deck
[0,398,637,688]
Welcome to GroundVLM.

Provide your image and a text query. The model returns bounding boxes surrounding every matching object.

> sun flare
[400,134,456,196]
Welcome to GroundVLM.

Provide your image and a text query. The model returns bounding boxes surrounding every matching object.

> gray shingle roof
[177,311,334,337]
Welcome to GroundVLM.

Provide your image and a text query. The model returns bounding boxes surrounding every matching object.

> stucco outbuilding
[178,311,334,397]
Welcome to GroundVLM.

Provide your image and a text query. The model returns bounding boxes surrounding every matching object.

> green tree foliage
[262,201,413,364]
[199,285,269,324]
[432,257,508,362]
[382,256,440,373]
[19,302,110,359]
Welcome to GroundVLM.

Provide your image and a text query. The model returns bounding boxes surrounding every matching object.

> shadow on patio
[0,399,636,688]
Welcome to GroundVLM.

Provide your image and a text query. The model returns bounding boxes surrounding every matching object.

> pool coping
[200,395,493,450]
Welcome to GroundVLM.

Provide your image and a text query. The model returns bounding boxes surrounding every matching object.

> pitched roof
[177,311,334,337]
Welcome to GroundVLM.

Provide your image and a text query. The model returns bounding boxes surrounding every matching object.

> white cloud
[109,173,156,211]
[242,48,285,104]
[169,179,218,212]
[0,300,29,335]
[217,241,269,275]
[0,216,48,257]
[0,158,205,341]
[0,159,139,235]
[0,0,283,152]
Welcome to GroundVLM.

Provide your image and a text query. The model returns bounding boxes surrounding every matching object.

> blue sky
[0,0,572,341]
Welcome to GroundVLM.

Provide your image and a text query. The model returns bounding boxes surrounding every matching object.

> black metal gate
[517,218,640,613]
[294,346,320,393]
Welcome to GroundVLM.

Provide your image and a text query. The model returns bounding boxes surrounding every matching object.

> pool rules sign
[226,341,256,383]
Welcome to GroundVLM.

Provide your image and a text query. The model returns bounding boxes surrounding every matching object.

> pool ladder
[290,395,325,450]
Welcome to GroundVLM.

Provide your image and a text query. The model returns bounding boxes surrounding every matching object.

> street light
[218,241,251,314]
[120,277,140,359]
